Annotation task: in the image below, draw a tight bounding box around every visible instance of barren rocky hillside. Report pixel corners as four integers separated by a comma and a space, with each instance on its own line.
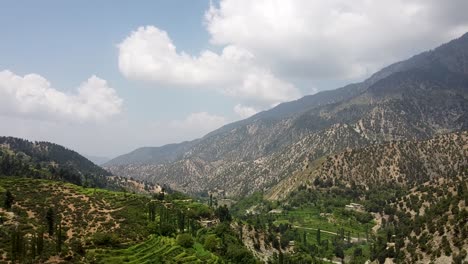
268, 131, 467, 200
106, 33, 468, 197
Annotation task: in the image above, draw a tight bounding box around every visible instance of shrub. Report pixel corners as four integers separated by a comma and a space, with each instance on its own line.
92, 232, 119, 246
176, 233, 194, 248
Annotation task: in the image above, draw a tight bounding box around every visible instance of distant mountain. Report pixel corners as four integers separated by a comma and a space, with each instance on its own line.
105, 141, 197, 166
0, 136, 114, 189
85, 155, 111, 165
106, 32, 468, 196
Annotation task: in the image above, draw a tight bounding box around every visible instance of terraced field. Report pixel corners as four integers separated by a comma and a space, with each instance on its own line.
273, 206, 373, 240
92, 235, 221, 263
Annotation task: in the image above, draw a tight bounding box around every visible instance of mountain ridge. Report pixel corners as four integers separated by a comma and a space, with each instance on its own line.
106, 32, 468, 196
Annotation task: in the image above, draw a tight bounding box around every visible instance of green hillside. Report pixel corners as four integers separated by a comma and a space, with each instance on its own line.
0, 177, 256, 263
0, 136, 115, 189
92, 235, 221, 263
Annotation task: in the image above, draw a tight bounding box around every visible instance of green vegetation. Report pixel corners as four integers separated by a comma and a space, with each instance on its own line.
91, 235, 220, 263
231, 188, 376, 263
0, 176, 257, 263
0, 137, 119, 190
0, 132, 466, 263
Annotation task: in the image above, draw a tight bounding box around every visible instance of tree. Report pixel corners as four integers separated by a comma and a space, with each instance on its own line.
316, 228, 321, 245
4, 190, 14, 210
204, 234, 220, 252
177, 210, 186, 232
148, 202, 156, 222
334, 243, 344, 262
10, 227, 25, 263
46, 207, 55, 236
36, 228, 44, 256
215, 205, 232, 222
56, 222, 62, 253
176, 233, 194, 248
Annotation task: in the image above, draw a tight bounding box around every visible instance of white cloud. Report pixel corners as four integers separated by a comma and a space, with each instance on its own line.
0, 70, 123, 122
118, 26, 300, 105
233, 104, 258, 119
205, 0, 468, 80
168, 112, 227, 137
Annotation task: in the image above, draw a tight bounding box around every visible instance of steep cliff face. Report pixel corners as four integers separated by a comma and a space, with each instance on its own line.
105, 33, 468, 196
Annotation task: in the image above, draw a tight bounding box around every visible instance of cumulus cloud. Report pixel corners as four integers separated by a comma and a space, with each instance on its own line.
0, 70, 123, 122
233, 104, 258, 118
118, 26, 300, 105
205, 0, 468, 80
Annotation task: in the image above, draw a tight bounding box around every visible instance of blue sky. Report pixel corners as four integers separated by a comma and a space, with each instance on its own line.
0, 0, 228, 120
1, 0, 467, 158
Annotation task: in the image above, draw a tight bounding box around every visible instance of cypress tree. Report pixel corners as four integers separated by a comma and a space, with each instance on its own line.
37, 228, 44, 256
56, 222, 62, 253
4, 190, 14, 210
31, 233, 37, 260
46, 208, 54, 236
316, 228, 321, 245
11, 228, 17, 262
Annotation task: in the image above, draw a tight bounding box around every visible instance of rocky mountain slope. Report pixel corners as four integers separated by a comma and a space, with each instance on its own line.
267, 131, 468, 200
266, 131, 467, 263
105, 32, 468, 197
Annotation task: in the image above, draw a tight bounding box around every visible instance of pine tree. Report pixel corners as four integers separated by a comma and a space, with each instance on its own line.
177, 210, 185, 232
56, 222, 62, 254
11, 227, 24, 262
316, 228, 321, 245
148, 202, 156, 222
10, 228, 17, 262
37, 228, 44, 256
4, 190, 14, 210
46, 208, 55, 236
31, 233, 37, 260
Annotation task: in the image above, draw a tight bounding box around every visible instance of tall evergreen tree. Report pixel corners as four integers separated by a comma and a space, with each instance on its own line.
56, 222, 62, 253
4, 190, 14, 210
316, 228, 321, 245
46, 208, 55, 236
37, 228, 44, 256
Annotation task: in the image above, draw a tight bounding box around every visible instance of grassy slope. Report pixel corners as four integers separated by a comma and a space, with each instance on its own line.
92, 235, 220, 264
0, 177, 222, 263
0, 177, 149, 262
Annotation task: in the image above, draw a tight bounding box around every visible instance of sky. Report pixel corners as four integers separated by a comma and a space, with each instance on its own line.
1, 0, 468, 158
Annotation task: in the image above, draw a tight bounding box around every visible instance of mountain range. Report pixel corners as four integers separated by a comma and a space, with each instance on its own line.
105, 32, 468, 197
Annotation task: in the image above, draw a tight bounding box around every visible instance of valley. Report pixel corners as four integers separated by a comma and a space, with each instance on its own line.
0, 28, 467, 264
